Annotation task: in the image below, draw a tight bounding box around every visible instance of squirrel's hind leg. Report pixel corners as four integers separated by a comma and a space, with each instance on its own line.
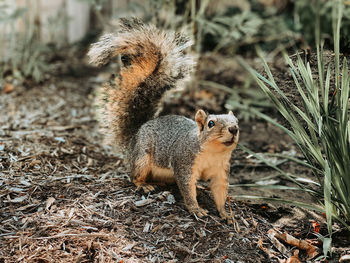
131, 153, 155, 193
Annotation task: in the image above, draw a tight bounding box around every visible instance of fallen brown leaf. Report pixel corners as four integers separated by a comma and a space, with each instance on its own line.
312, 220, 320, 233
286, 250, 301, 263
267, 229, 289, 256
339, 254, 350, 262
258, 239, 281, 261
4, 83, 14, 93
271, 229, 319, 259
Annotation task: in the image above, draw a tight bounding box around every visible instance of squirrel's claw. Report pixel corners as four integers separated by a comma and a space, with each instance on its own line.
189, 207, 208, 218
224, 214, 235, 225
220, 210, 232, 224
136, 184, 156, 193
220, 210, 239, 229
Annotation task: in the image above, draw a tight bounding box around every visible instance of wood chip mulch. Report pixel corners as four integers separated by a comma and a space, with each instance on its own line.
0, 75, 285, 263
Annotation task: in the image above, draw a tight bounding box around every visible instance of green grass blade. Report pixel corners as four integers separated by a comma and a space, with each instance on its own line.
324, 64, 331, 116
324, 160, 332, 237
229, 184, 320, 195
292, 104, 317, 132
341, 58, 349, 124
264, 153, 321, 172
198, 80, 235, 94
238, 143, 308, 190
232, 195, 325, 212
333, 0, 342, 91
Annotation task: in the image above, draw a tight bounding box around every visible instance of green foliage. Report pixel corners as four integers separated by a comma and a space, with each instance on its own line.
82, 0, 350, 54
195, 0, 350, 53
199, 10, 264, 53
225, 80, 273, 122
0, 4, 26, 22
197, 3, 297, 54
198, 78, 273, 121
8, 30, 51, 83
294, 0, 350, 50
90, 0, 298, 54
238, 0, 350, 254
78, 0, 108, 11
0, 4, 52, 83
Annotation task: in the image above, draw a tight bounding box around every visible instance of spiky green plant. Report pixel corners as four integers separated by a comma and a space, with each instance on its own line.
238, 0, 349, 255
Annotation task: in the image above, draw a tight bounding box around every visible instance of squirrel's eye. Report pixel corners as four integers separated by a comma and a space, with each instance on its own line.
208, 120, 215, 128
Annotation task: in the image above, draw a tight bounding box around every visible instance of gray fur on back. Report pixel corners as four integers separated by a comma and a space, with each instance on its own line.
132, 115, 200, 169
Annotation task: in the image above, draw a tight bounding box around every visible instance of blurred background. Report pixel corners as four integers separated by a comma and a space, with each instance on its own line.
2, 0, 350, 118
1, 0, 350, 81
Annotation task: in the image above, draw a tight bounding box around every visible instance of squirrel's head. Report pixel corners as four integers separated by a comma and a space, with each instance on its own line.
195, 109, 239, 151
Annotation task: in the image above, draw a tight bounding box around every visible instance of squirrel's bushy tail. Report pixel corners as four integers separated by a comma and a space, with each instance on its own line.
88, 18, 195, 152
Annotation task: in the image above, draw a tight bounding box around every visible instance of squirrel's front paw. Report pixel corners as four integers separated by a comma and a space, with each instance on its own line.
219, 210, 233, 224
189, 207, 208, 218
219, 210, 238, 226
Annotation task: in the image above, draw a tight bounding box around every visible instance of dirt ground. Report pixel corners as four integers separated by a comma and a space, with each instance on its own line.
1, 52, 349, 262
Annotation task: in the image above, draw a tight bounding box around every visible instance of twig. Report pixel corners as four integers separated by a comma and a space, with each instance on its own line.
33, 232, 115, 240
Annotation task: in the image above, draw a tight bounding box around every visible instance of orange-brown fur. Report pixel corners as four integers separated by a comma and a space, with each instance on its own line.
133, 155, 176, 187
133, 138, 235, 218
107, 50, 159, 145
149, 165, 175, 184
88, 18, 194, 152
118, 48, 158, 91
191, 140, 234, 217
132, 154, 152, 187
89, 19, 239, 222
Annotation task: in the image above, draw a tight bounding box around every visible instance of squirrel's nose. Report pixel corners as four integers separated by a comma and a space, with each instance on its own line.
228, 126, 238, 135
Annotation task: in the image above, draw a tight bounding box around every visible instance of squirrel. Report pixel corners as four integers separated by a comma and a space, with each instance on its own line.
88, 18, 239, 222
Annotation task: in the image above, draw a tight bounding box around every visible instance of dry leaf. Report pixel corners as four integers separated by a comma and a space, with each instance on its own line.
340, 254, 350, 262
122, 243, 135, 251
45, 197, 56, 210
87, 158, 94, 167
7, 195, 27, 203
134, 198, 154, 207
143, 222, 152, 233
286, 250, 301, 263
258, 239, 279, 260
272, 230, 319, 259
312, 221, 320, 233
151, 225, 161, 233
267, 229, 289, 256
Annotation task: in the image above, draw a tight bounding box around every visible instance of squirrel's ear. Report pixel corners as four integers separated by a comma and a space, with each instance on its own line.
228, 111, 234, 116
195, 109, 207, 131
